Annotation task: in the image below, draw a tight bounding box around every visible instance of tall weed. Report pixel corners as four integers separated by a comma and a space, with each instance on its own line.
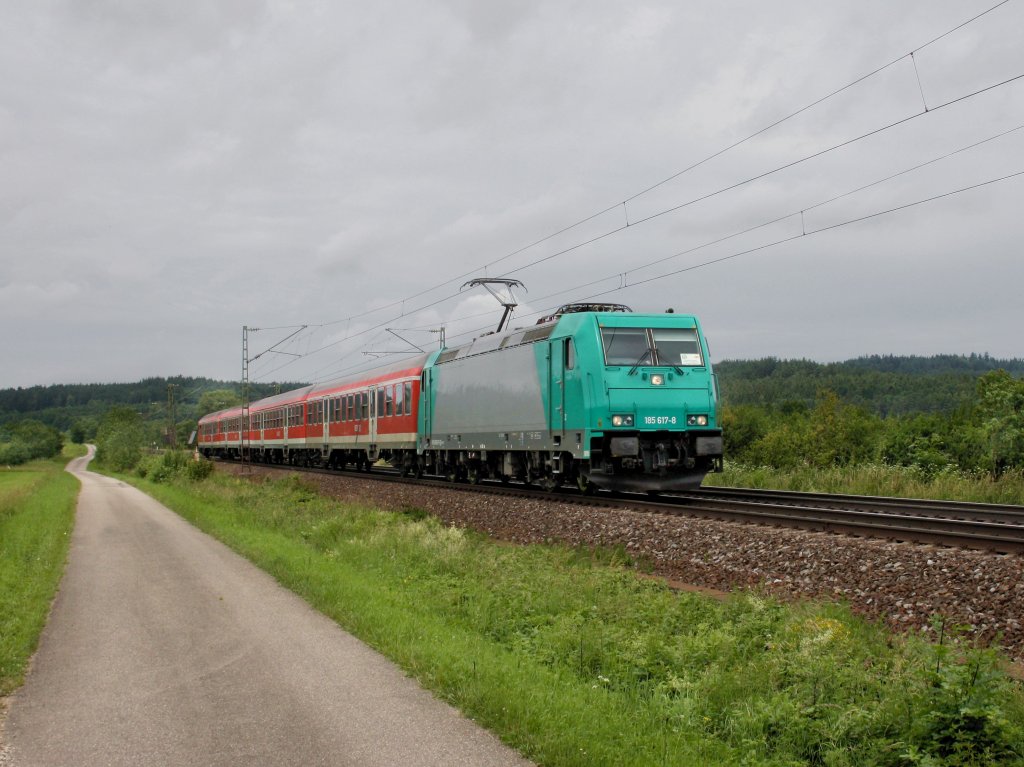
706, 462, 1024, 505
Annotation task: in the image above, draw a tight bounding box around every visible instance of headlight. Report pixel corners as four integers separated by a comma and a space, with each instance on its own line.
687, 414, 709, 426
611, 414, 635, 427
650, 374, 664, 386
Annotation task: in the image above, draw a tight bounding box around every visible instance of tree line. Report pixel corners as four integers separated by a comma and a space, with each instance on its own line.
716, 354, 1024, 417
721, 369, 1024, 478
0, 377, 303, 447
5, 355, 1023, 477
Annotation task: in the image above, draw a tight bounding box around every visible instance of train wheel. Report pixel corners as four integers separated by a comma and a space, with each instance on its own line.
467, 466, 481, 485
576, 474, 595, 495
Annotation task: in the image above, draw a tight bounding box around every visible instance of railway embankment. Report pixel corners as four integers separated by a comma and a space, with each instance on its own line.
126, 461, 1024, 764
218, 463, 1024, 664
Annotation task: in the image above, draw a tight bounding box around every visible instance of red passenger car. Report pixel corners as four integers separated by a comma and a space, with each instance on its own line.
197, 356, 427, 473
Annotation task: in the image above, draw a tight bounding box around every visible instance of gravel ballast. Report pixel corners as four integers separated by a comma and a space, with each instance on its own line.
218, 464, 1024, 664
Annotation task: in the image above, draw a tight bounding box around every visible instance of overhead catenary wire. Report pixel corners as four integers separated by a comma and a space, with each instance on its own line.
304, 62, 1024, 370
438, 165, 1024, 345
518, 122, 1024, 308
503, 71, 1024, 277
560, 170, 1024, 307
617, 0, 1011, 205
301, 1, 1014, 335
252, 98, 1024, 384
268, 166, 1024, 386
465, 175, 1024, 343
248, 6, 1021, 383
468, 0, 1017, 276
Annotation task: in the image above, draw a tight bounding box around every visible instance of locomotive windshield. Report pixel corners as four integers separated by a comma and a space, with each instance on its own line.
601, 327, 704, 367
601, 328, 649, 365
651, 327, 704, 366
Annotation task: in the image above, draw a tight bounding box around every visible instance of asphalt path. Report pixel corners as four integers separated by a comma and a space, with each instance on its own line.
2, 449, 531, 766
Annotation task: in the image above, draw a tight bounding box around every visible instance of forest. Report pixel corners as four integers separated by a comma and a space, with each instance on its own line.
716, 355, 1024, 478
3, 354, 1023, 476
0, 376, 303, 455
716, 354, 1024, 415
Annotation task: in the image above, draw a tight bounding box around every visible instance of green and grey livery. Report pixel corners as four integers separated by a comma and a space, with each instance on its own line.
418, 303, 723, 492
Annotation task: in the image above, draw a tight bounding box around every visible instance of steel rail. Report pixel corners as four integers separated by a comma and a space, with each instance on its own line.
220, 460, 1024, 554
687, 487, 1024, 525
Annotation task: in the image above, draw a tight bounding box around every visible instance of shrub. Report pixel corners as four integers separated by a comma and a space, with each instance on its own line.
136, 450, 212, 483
95, 406, 145, 471
0, 441, 32, 466
0, 420, 64, 466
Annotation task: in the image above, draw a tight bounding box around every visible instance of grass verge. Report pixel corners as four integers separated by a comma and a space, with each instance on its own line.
112, 462, 1024, 767
705, 462, 1024, 505
0, 446, 81, 696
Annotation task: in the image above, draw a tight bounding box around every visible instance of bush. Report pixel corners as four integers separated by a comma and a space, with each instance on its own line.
186, 458, 213, 481
69, 417, 98, 444
0, 420, 64, 466
95, 406, 145, 471
722, 378, 1024, 478
136, 450, 212, 483
901, 625, 1024, 765
0, 441, 32, 466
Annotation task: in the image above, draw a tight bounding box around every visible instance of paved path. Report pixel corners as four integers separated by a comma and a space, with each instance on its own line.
2, 450, 531, 766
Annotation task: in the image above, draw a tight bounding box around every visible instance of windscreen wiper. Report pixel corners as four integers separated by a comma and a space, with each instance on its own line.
627, 348, 651, 376
650, 344, 685, 376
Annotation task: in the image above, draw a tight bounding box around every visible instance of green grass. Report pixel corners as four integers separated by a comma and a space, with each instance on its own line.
116, 469, 1024, 766
64, 443, 88, 459
0, 447, 80, 696
705, 462, 1024, 505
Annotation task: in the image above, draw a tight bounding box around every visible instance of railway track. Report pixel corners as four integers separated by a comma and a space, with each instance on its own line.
226, 460, 1024, 555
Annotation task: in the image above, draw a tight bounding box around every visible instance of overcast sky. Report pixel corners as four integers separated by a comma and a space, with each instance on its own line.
2, 0, 1022, 389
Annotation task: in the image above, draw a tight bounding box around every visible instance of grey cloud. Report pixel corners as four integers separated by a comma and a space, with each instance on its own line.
1, 0, 1021, 387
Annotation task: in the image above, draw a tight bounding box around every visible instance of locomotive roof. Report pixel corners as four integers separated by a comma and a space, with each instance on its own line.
433, 308, 701, 365
433, 318, 558, 364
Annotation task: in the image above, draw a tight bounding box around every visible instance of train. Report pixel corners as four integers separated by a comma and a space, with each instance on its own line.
197, 303, 723, 493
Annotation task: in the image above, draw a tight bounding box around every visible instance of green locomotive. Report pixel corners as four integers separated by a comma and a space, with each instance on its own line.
419, 303, 723, 492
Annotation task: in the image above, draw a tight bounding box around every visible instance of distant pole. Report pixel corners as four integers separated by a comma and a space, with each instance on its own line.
242, 326, 250, 466
166, 384, 177, 448
240, 323, 306, 469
